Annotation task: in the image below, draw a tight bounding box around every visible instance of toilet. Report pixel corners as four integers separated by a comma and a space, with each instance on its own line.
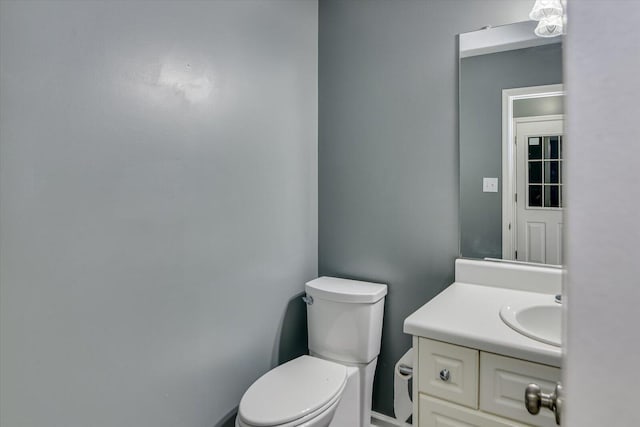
236, 277, 387, 427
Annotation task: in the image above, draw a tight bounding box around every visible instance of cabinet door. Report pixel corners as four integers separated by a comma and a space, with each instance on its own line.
418, 338, 479, 408
419, 394, 528, 427
480, 352, 561, 427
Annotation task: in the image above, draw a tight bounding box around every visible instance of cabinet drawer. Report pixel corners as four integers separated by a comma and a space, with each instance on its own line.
418, 338, 479, 408
419, 394, 529, 427
480, 352, 561, 427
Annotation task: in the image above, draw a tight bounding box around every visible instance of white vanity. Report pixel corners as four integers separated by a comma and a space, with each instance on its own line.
404, 259, 563, 427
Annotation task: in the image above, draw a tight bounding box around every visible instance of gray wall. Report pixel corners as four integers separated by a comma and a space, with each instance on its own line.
318, 0, 534, 417
0, 1, 317, 427
460, 44, 563, 259
564, 1, 640, 426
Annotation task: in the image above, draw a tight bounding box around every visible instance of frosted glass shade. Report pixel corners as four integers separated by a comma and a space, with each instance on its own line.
534, 15, 564, 38
529, 0, 564, 21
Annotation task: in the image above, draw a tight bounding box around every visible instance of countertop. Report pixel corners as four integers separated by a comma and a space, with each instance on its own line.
403, 282, 562, 367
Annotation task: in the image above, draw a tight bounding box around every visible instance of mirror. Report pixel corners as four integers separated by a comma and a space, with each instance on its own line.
459, 21, 564, 265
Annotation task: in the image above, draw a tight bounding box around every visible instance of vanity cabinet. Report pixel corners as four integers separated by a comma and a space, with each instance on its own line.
415, 337, 561, 427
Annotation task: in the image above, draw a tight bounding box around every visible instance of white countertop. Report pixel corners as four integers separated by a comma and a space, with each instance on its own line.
403, 282, 562, 367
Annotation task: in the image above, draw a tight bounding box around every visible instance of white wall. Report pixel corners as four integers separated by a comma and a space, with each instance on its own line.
564, 1, 640, 426
0, 1, 318, 426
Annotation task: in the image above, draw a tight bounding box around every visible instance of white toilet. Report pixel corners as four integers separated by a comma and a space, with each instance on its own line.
236, 276, 387, 427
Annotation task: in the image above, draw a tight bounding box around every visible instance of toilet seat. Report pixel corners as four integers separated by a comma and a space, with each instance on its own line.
236, 392, 342, 427
237, 356, 347, 427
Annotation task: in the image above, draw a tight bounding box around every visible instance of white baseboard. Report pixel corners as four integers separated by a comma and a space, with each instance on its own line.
370, 411, 411, 427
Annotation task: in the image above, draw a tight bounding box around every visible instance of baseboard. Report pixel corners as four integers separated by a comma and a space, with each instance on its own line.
214, 406, 237, 427
371, 411, 411, 427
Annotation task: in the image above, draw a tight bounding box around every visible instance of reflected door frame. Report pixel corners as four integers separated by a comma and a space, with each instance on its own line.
502, 84, 564, 261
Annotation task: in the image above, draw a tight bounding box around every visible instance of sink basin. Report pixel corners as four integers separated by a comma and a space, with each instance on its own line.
500, 303, 562, 347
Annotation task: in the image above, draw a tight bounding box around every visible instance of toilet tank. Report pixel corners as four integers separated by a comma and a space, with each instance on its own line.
305, 277, 387, 364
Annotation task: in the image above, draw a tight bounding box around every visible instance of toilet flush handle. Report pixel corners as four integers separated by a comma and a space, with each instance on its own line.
302, 294, 314, 305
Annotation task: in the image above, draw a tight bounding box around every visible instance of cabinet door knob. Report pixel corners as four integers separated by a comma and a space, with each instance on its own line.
439, 369, 450, 382
524, 383, 563, 425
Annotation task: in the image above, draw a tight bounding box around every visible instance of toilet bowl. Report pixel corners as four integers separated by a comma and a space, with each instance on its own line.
236, 277, 387, 427
235, 356, 348, 427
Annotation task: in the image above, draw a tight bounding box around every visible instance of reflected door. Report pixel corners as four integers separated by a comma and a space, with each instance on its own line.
515, 117, 564, 265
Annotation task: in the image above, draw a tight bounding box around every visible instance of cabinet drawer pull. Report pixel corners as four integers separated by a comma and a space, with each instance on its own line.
440, 368, 450, 382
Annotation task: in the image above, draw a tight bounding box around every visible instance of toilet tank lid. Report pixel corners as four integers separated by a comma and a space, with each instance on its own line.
305, 277, 388, 304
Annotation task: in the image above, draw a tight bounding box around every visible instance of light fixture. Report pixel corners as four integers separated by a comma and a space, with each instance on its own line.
529, 0, 563, 21
530, 0, 565, 38
534, 15, 564, 38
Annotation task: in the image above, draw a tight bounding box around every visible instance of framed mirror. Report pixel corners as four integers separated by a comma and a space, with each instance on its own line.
459, 20, 564, 265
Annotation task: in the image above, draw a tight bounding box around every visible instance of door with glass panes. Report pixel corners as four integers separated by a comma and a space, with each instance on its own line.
515, 117, 564, 265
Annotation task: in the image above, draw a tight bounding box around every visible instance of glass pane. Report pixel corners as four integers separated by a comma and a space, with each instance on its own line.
529, 161, 542, 184
559, 161, 563, 184
545, 185, 560, 208
544, 136, 560, 159
559, 136, 563, 159
528, 137, 542, 160
529, 185, 543, 207
545, 161, 560, 184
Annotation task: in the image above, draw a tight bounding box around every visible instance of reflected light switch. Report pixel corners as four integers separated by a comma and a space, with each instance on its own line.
483, 177, 498, 192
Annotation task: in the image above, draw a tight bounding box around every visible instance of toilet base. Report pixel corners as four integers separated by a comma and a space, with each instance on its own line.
324, 357, 377, 427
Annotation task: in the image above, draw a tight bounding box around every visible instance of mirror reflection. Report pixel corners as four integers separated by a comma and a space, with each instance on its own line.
459, 21, 564, 265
